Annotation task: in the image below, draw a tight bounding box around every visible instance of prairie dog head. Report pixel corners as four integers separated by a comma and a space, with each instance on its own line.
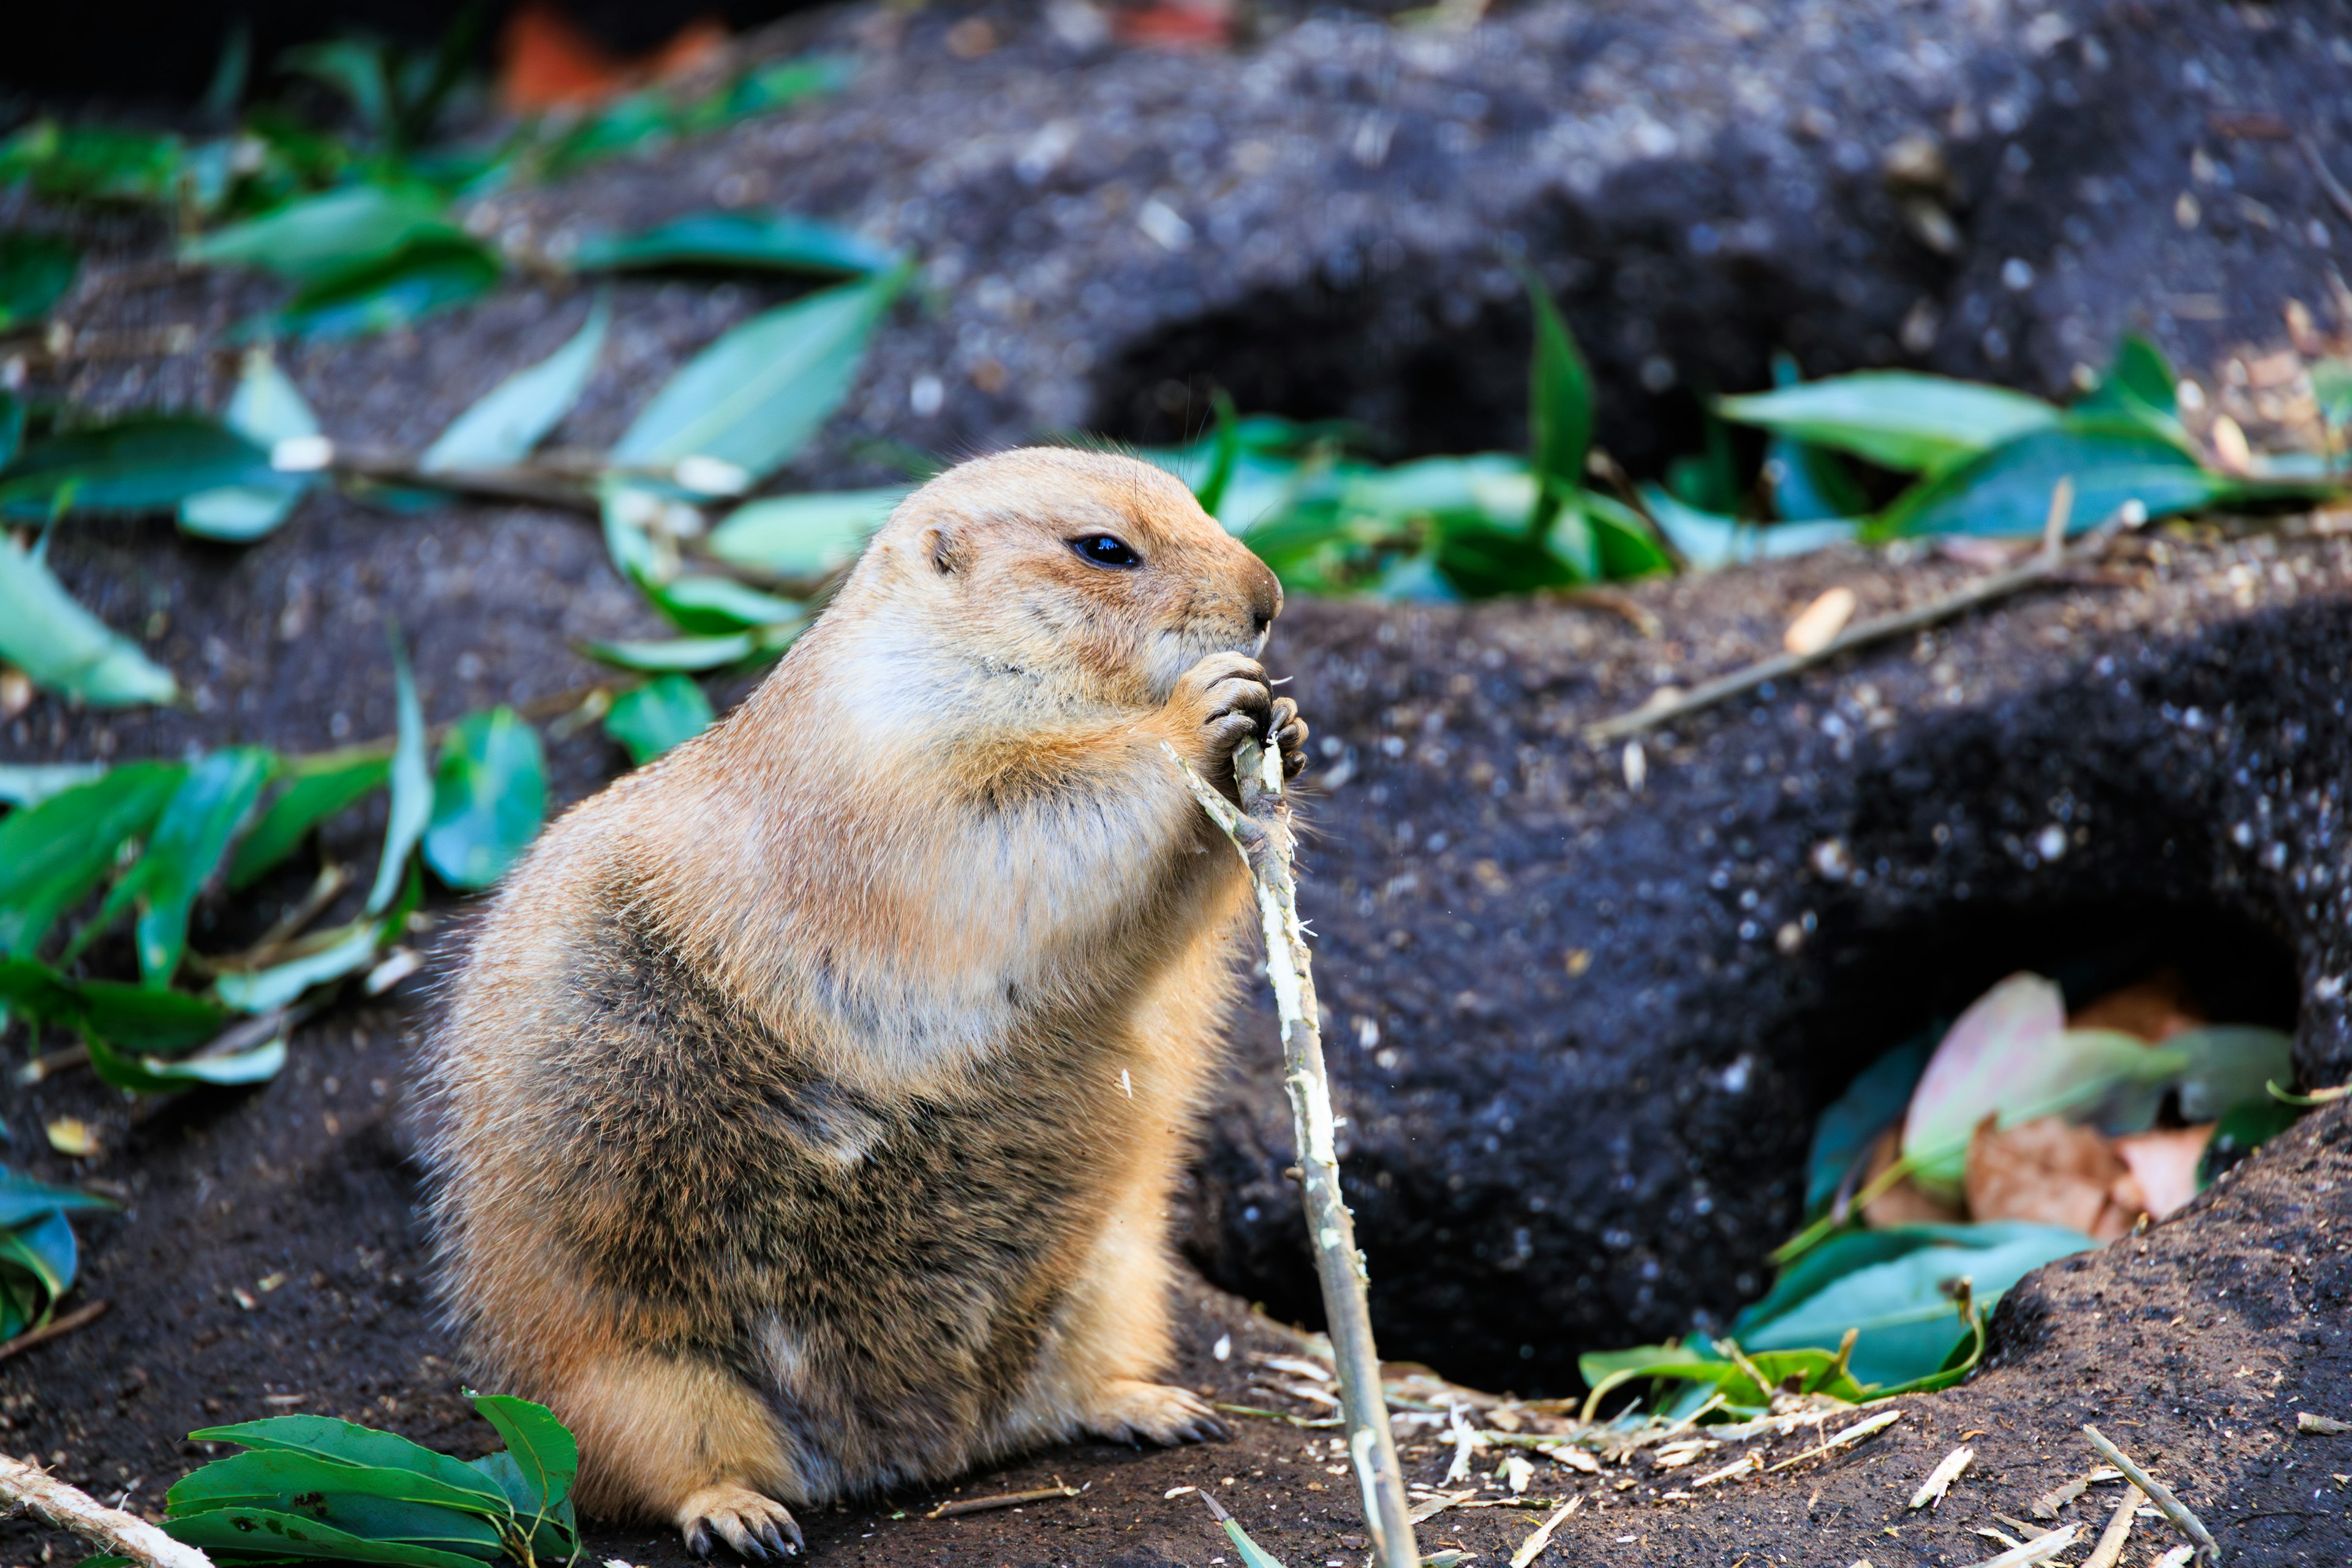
837, 447, 1282, 715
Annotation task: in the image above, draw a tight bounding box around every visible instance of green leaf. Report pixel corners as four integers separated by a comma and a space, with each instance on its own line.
0, 417, 276, 519
2075, 333, 2177, 429
0, 762, 108, 808
1899, 973, 2189, 1198
651, 575, 805, 635
1193, 390, 1242, 516
1875, 419, 2299, 539
85, 1028, 286, 1094
0, 121, 183, 205
603, 675, 714, 764
368, 631, 430, 914
0, 1212, 75, 1302
469, 1393, 578, 1517
1210, 1509, 1287, 1568
186, 1417, 518, 1513
421, 298, 609, 473
185, 183, 463, 281
577, 630, 773, 673
611, 262, 911, 482
1804, 1031, 1935, 1213
1438, 516, 1581, 597
423, 709, 545, 890
124, 748, 274, 986
703, 488, 904, 581
211, 921, 383, 1014
1736, 1221, 2094, 1387
1583, 489, 1673, 578
168, 1447, 511, 1551
0, 762, 183, 956
0, 1169, 112, 1228
571, 211, 896, 277
1718, 373, 2060, 472
1524, 274, 1592, 529
165, 1507, 489, 1568
2314, 358, 2352, 434
273, 239, 501, 341
0, 232, 80, 328
0, 390, 22, 471
2165, 1025, 2296, 1122
1638, 483, 1855, 571
228, 752, 393, 891
75, 979, 230, 1052
181, 351, 321, 541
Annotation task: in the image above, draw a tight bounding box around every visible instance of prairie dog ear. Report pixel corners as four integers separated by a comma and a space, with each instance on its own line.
923, 524, 968, 576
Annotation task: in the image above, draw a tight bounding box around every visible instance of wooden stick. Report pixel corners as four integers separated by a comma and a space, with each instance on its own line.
924, 1480, 1079, 1518
2080, 1483, 2143, 1568
2082, 1426, 2215, 1561
0, 1452, 213, 1568
1172, 738, 1420, 1568
0, 1299, 108, 1363
1581, 497, 2133, 744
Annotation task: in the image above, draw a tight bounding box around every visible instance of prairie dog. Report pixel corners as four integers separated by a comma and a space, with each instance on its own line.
420, 448, 1306, 1556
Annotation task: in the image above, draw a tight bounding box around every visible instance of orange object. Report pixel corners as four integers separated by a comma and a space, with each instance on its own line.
2068, 968, 2205, 1042
499, 2, 729, 115
1114, 0, 1235, 48
1964, 1115, 2142, 1240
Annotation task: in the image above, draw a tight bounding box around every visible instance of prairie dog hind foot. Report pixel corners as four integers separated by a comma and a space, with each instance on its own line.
677, 1485, 803, 1560
1081, 1378, 1233, 1447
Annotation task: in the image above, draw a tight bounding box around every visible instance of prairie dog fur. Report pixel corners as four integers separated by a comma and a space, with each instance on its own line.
419, 448, 1306, 1556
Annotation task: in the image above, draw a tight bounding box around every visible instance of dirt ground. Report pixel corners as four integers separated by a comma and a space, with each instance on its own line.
1, 510, 2348, 1565
0, 1021, 2342, 1568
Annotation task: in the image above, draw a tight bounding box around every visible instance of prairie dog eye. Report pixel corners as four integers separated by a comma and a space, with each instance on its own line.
1069, 534, 1142, 569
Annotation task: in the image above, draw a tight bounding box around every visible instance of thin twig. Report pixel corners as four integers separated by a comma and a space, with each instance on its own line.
1581, 499, 2135, 744
2302, 137, 2352, 226
924, 1480, 1080, 1518
1506, 1494, 1580, 1568
1959, 1523, 2079, 1568
0, 1299, 108, 1363
2081, 1426, 2215, 1561
1172, 738, 1419, 1568
0, 1449, 210, 1568
2081, 1484, 2143, 1568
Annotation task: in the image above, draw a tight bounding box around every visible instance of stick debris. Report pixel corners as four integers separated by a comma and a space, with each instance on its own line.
924, 1480, 1080, 1518
1909, 1445, 1974, 1509
2082, 1425, 2215, 1561
1581, 491, 2138, 744
1505, 1495, 1581, 1568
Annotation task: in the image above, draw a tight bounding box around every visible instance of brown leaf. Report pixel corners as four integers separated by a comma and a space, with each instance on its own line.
2113, 1125, 2214, 1219
1860, 1124, 1966, 1227
2067, 968, 2204, 1043
1964, 1115, 2139, 1239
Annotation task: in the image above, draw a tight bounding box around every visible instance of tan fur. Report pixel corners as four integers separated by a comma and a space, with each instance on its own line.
417, 449, 1301, 1554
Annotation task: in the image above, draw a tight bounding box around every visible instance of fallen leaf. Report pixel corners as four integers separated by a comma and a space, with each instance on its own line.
1964, 1115, 2138, 1240
1858, 1125, 1966, 1227
2112, 1125, 2214, 1218
2068, 969, 2204, 1042
44, 1117, 96, 1156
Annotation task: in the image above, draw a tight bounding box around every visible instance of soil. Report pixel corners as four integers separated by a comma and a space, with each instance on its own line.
4, 503, 2351, 1566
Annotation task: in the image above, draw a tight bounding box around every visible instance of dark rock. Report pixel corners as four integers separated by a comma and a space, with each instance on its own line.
1199, 526, 2352, 1393
465, 0, 2352, 473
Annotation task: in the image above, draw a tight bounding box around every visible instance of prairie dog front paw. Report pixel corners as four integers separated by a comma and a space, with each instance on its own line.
1170, 652, 1273, 774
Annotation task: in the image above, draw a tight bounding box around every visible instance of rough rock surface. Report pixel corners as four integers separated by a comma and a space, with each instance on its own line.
466, 0, 2352, 470
1197, 519, 2351, 1391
